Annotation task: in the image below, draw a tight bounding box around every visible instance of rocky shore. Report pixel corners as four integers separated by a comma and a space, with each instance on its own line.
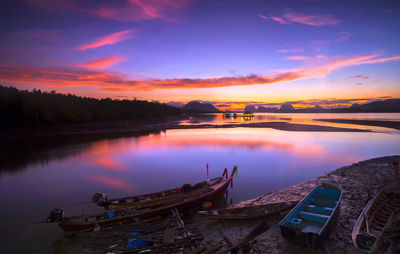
196, 155, 400, 254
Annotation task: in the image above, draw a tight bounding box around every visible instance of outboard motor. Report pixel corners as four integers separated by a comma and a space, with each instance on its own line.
46, 208, 65, 223
92, 192, 108, 207
181, 184, 193, 193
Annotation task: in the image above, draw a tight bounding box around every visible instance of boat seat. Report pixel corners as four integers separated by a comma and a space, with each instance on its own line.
298, 211, 329, 223
310, 198, 337, 208
303, 204, 334, 216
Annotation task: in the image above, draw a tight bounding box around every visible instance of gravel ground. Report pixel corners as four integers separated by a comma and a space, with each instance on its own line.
195, 155, 400, 254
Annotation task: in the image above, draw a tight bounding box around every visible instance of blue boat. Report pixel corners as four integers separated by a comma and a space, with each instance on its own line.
278, 181, 342, 248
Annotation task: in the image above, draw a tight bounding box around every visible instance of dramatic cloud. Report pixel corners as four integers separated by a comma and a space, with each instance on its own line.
260, 11, 339, 26
1, 54, 399, 92
77, 30, 137, 50
90, 0, 189, 22
81, 56, 125, 69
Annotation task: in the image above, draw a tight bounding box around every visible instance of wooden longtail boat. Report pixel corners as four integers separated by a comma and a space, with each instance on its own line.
53, 167, 236, 234
352, 182, 400, 250
197, 200, 299, 220
278, 181, 342, 248
94, 168, 230, 210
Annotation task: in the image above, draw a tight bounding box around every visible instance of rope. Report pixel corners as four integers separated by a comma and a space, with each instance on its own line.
244, 192, 271, 208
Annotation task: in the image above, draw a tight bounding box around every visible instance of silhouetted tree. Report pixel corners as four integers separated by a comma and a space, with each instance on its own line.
0, 85, 182, 127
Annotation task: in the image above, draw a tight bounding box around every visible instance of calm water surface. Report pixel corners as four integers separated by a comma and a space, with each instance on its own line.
0, 113, 399, 252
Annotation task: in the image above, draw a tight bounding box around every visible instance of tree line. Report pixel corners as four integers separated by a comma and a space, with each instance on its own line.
0, 85, 182, 127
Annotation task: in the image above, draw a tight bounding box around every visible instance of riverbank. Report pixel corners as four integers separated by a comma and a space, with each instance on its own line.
195, 155, 400, 254
0, 117, 371, 141
315, 119, 400, 130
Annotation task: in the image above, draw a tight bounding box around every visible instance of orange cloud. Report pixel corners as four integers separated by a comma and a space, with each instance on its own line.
260, 11, 339, 26
81, 56, 125, 69
89, 175, 135, 191
77, 30, 136, 50
1, 54, 400, 91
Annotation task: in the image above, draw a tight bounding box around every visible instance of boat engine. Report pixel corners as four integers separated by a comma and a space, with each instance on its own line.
46, 208, 65, 223
92, 192, 108, 207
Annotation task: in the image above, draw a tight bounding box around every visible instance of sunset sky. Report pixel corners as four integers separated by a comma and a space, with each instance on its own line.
0, 0, 399, 110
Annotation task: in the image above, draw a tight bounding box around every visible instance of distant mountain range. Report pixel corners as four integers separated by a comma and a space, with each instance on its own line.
247, 98, 400, 113
168, 98, 400, 113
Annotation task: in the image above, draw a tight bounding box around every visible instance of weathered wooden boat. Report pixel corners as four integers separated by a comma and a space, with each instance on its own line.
197, 200, 299, 220
278, 181, 342, 248
352, 182, 400, 250
93, 168, 230, 210
48, 167, 236, 234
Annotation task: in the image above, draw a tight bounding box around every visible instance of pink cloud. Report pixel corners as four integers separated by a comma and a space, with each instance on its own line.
283, 12, 339, 26
89, 175, 135, 191
314, 32, 352, 46
286, 56, 307, 60
258, 14, 288, 24
259, 11, 339, 26
347, 75, 370, 80
338, 32, 352, 41
90, 0, 189, 22
277, 48, 304, 53
1, 55, 399, 91
77, 30, 137, 50
81, 56, 126, 69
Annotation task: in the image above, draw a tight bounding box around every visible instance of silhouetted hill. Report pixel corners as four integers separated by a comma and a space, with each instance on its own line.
357, 99, 400, 112
271, 99, 400, 113
256, 106, 277, 112
182, 101, 220, 113
279, 103, 295, 112
244, 105, 257, 112
0, 85, 182, 127
330, 99, 400, 113
165, 101, 184, 108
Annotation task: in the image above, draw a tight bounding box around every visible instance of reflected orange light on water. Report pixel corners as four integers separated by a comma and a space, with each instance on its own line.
89, 175, 135, 191
93, 158, 127, 171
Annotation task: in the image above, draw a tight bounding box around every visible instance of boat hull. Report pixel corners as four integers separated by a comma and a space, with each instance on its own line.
198, 200, 299, 220
278, 182, 342, 248
105, 171, 228, 210
59, 178, 231, 233
352, 183, 400, 250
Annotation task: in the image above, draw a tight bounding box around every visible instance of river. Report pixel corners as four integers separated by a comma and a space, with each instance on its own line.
0, 113, 399, 253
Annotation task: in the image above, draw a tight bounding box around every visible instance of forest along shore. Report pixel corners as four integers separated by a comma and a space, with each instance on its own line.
195, 155, 400, 254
